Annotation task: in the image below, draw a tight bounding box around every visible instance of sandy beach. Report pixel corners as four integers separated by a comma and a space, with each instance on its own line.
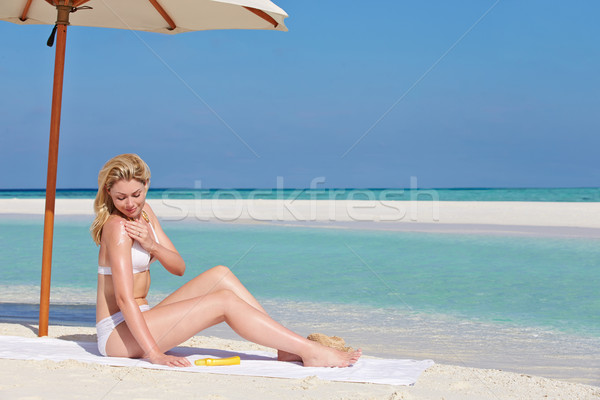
1, 322, 598, 400
1, 198, 599, 399
2, 198, 600, 235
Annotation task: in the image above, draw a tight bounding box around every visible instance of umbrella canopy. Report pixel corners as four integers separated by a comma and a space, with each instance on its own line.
2, 0, 287, 33
1, 0, 287, 337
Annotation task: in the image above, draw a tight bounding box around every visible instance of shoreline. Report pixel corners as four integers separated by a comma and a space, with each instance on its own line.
0, 322, 598, 399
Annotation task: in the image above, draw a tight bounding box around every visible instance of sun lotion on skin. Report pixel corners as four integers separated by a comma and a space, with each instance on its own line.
194, 356, 240, 366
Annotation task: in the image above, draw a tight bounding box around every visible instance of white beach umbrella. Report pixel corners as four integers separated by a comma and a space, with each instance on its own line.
1, 0, 288, 337
3, 0, 288, 33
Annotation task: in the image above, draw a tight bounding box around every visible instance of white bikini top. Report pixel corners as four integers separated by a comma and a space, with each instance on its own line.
97, 222, 159, 275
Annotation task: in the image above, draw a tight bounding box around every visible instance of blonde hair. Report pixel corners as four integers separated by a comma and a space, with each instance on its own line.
90, 153, 151, 245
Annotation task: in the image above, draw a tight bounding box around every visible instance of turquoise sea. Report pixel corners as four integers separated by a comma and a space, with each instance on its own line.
0, 188, 599, 385
1, 187, 600, 202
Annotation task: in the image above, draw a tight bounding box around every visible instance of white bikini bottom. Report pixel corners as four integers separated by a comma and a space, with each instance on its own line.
96, 304, 150, 356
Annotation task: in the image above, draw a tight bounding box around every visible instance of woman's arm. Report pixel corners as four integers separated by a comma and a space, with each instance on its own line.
123, 204, 186, 276
104, 218, 189, 366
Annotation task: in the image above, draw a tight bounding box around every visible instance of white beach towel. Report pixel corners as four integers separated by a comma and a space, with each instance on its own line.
0, 335, 433, 385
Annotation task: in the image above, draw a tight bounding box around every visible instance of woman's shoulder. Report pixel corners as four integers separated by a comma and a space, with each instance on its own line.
104, 213, 126, 228
143, 202, 156, 217
142, 203, 168, 239
101, 215, 131, 244
142, 203, 159, 225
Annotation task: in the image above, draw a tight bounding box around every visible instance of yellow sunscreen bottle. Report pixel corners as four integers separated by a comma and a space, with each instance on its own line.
194, 356, 241, 366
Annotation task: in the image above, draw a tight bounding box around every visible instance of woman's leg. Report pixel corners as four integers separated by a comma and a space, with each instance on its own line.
155, 265, 266, 313
106, 289, 361, 367
156, 265, 300, 361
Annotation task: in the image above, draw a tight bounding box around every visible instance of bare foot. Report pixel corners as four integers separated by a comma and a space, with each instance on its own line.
277, 349, 302, 362
301, 342, 362, 368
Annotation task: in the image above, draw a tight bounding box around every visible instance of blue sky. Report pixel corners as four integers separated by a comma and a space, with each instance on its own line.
1, 1, 599, 189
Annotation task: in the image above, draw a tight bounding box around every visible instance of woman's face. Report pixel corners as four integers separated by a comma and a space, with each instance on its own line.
107, 179, 147, 220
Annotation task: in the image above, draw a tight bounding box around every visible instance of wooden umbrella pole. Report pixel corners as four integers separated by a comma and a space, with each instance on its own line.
39, 4, 71, 337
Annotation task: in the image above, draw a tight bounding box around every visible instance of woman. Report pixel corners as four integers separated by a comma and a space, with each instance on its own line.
92, 154, 361, 368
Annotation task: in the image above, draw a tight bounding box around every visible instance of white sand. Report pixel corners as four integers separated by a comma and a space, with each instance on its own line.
0, 323, 598, 400
2, 198, 600, 237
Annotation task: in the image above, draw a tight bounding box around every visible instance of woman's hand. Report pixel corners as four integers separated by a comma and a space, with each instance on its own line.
147, 351, 192, 368
124, 205, 186, 277
124, 220, 155, 253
